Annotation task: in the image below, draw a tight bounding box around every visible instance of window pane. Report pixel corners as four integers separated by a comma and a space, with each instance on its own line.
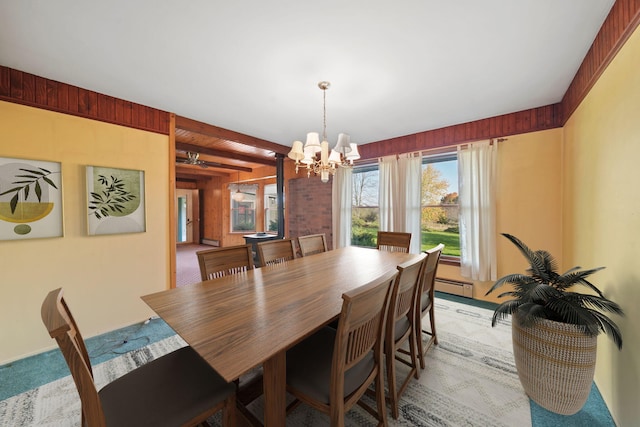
231, 192, 256, 232
264, 184, 278, 232
421, 156, 459, 256
350, 156, 461, 257
351, 168, 379, 247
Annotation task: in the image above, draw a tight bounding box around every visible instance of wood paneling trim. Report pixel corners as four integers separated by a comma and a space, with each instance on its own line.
561, 0, 640, 124
175, 115, 290, 155
358, 104, 561, 160
0, 65, 170, 135
361, 0, 640, 161
169, 113, 177, 289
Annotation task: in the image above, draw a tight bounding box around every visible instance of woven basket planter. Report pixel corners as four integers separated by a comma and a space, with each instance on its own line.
512, 314, 597, 415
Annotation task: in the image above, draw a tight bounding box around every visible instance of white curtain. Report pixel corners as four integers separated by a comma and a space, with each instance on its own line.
332, 166, 353, 249
378, 154, 422, 254
378, 155, 398, 232
458, 141, 498, 281
397, 153, 422, 253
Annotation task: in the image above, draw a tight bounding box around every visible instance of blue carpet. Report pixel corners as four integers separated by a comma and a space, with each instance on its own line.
0, 295, 616, 426
531, 383, 616, 427
0, 317, 176, 401
435, 292, 616, 426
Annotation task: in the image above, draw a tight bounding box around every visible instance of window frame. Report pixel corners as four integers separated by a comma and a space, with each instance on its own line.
421, 151, 460, 263
230, 195, 257, 233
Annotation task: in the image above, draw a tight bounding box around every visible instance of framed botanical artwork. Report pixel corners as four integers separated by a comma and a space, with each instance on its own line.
0, 157, 63, 240
86, 166, 146, 235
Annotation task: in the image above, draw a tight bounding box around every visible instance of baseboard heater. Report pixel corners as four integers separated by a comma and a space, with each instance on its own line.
201, 238, 220, 247
435, 278, 473, 298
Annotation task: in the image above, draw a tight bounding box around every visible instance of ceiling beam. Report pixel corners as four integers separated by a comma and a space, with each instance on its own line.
175, 142, 277, 167
176, 115, 291, 155
175, 165, 232, 178
175, 156, 253, 172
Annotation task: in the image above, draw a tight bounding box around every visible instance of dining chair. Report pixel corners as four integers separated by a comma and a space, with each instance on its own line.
297, 233, 328, 257
376, 231, 412, 253
257, 238, 296, 266
385, 253, 427, 419
41, 288, 236, 427
285, 269, 398, 426
195, 245, 263, 419
197, 244, 254, 281
416, 243, 444, 370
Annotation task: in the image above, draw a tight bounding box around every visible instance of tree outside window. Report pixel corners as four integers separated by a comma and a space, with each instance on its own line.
350, 153, 460, 258
421, 155, 459, 257
351, 167, 379, 247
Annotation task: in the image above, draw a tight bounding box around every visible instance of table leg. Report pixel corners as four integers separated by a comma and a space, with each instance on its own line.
263, 350, 286, 426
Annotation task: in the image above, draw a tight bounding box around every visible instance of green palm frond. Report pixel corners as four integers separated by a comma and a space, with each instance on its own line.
487, 234, 624, 349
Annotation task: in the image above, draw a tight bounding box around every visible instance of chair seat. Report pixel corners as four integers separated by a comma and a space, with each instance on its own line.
394, 316, 412, 341
286, 327, 375, 404
421, 292, 431, 311
99, 346, 235, 427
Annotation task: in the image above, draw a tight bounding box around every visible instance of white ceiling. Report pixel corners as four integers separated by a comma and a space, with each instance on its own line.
0, 0, 614, 147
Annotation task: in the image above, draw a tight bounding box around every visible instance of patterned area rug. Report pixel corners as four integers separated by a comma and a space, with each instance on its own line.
0, 298, 530, 426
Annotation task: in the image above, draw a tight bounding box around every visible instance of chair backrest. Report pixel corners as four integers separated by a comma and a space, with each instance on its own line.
389, 253, 428, 332
377, 231, 412, 253
197, 244, 254, 281
297, 233, 328, 257
257, 238, 296, 266
421, 243, 444, 298
332, 269, 397, 400
41, 288, 106, 426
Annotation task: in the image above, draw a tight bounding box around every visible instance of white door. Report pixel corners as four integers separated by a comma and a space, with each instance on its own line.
176, 189, 194, 243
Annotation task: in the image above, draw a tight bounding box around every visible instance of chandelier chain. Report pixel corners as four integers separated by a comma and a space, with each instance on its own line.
322, 86, 327, 142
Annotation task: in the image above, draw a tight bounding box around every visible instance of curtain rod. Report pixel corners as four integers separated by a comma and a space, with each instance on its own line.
357, 137, 509, 166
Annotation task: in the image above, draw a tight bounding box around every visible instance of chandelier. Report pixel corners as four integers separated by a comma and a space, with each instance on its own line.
287, 81, 360, 183
231, 170, 244, 202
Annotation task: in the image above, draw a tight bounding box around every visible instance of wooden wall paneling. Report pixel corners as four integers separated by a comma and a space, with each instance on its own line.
22, 73, 35, 104
35, 76, 47, 105
176, 115, 290, 155
46, 79, 57, 108
57, 81, 69, 110
0, 65, 170, 135
9, 68, 23, 100
560, 0, 640, 123
358, 1, 640, 161
68, 85, 79, 114
0, 66, 9, 96
358, 103, 562, 161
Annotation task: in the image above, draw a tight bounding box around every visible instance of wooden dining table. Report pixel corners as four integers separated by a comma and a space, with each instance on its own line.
142, 245, 416, 426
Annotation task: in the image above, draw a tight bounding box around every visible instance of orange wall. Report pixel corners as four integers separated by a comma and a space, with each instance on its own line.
561, 24, 640, 426
438, 129, 563, 302
0, 101, 170, 364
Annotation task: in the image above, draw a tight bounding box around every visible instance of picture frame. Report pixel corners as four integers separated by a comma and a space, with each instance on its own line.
86, 165, 146, 235
0, 157, 63, 241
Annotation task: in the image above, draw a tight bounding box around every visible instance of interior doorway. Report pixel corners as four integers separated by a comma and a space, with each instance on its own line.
176, 189, 200, 244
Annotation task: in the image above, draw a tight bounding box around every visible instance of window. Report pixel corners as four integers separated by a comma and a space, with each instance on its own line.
351, 165, 379, 247
350, 152, 460, 259
264, 184, 278, 232
421, 154, 459, 257
231, 192, 256, 232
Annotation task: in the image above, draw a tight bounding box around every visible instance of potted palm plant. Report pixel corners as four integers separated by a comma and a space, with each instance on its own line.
486, 233, 623, 415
